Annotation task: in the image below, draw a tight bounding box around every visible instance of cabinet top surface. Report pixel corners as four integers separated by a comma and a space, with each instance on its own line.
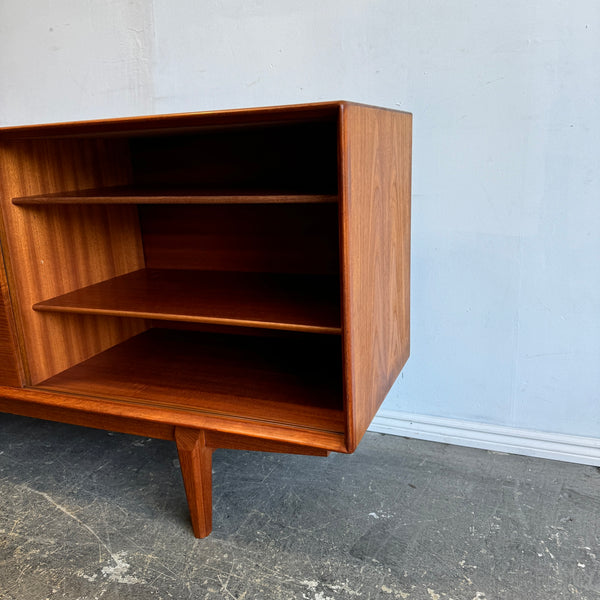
0, 101, 411, 139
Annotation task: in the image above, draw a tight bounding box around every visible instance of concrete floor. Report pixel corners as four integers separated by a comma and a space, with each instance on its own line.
0, 413, 599, 600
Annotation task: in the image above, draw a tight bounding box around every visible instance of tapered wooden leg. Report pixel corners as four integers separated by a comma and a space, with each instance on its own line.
175, 427, 214, 538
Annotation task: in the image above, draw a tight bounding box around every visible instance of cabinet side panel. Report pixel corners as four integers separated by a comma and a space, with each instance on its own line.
340, 105, 412, 451
0, 139, 146, 384
0, 252, 22, 387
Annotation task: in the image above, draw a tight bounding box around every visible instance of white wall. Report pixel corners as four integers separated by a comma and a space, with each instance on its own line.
1, 1, 599, 457
0, 1, 154, 123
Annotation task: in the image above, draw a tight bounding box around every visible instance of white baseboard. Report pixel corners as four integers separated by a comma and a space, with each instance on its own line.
368, 409, 600, 466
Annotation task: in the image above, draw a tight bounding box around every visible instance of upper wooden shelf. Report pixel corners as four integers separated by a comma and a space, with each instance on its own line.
12, 185, 338, 205
33, 268, 342, 334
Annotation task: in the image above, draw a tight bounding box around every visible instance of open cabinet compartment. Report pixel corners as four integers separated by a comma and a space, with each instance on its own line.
2, 107, 345, 444
0, 102, 412, 537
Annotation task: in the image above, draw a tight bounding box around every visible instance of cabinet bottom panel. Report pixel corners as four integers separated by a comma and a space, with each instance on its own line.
35, 328, 345, 435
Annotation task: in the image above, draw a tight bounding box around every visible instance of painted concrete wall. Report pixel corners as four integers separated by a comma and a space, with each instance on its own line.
1, 1, 598, 440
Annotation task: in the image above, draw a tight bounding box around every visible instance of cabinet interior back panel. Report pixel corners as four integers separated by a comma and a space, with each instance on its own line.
129, 121, 339, 193
139, 204, 340, 275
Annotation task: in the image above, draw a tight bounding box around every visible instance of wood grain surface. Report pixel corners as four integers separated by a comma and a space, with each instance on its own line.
37, 328, 344, 436
0, 384, 346, 452
34, 268, 341, 334
175, 427, 214, 537
0, 138, 146, 384
339, 103, 412, 451
13, 186, 337, 205
0, 256, 22, 387
140, 203, 341, 275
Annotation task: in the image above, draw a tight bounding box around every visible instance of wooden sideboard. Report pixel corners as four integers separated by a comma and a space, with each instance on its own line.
0, 101, 411, 537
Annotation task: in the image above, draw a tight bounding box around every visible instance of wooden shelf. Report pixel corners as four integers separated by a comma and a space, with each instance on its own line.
33, 268, 341, 334
36, 328, 344, 435
13, 185, 338, 205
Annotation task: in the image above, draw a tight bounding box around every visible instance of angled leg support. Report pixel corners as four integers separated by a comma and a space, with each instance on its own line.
174, 427, 214, 538
174, 427, 330, 538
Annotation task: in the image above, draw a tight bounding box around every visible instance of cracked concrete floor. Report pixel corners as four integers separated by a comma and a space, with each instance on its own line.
1, 412, 599, 600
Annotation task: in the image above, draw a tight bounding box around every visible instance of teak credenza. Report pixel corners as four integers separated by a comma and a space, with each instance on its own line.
0, 101, 411, 537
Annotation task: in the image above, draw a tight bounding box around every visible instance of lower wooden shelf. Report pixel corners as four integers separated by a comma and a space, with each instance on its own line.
33, 269, 341, 334
35, 328, 345, 436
